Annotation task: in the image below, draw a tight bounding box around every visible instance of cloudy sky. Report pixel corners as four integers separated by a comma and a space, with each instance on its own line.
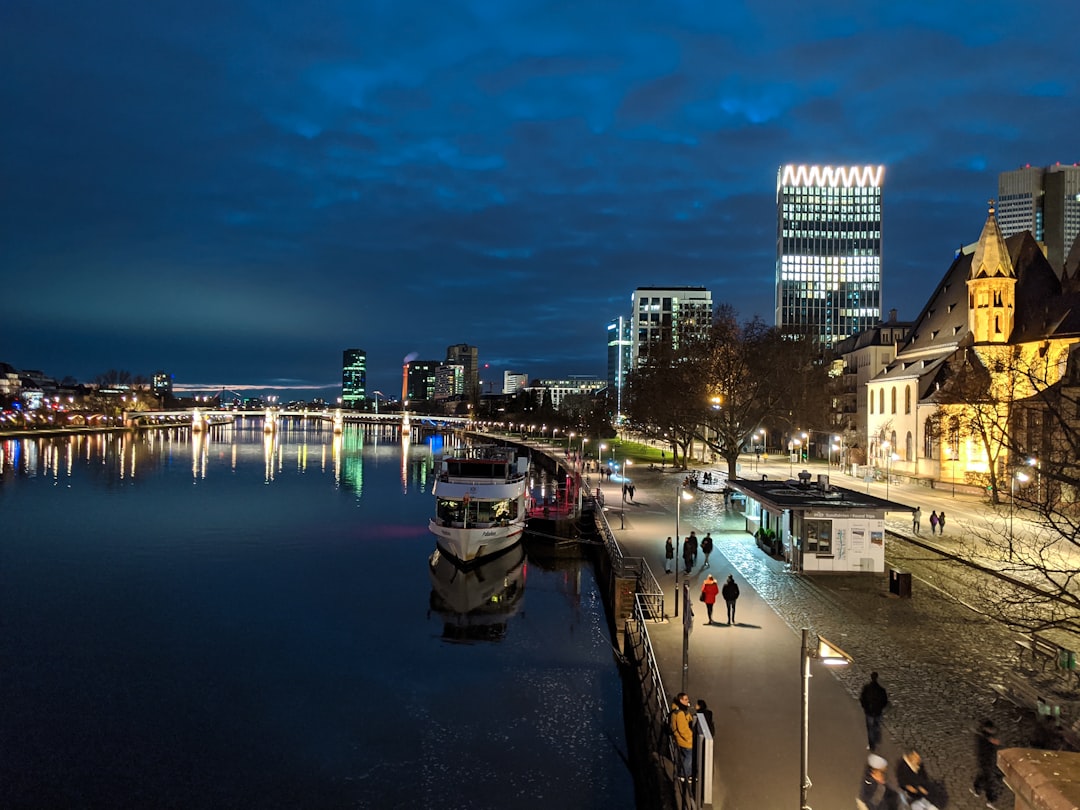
2, 0, 1077, 398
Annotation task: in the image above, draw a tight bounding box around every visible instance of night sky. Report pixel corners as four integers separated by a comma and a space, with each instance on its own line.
2, 1, 1077, 399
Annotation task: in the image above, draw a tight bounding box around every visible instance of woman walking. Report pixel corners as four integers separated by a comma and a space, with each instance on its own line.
700, 575, 719, 624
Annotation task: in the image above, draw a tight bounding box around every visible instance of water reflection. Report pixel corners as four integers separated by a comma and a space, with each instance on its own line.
428, 543, 526, 643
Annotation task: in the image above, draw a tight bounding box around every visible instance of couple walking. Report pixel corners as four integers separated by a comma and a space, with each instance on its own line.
700, 574, 739, 625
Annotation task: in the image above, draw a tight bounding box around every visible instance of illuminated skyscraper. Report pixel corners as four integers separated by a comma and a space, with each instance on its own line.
775, 165, 884, 347
997, 163, 1080, 275
341, 349, 367, 408
445, 344, 479, 398
631, 287, 712, 366
606, 316, 632, 420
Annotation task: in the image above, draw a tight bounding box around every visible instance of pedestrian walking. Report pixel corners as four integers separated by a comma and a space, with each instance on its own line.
682, 539, 694, 574
700, 575, 719, 623
857, 753, 899, 810
664, 537, 674, 573
938, 511, 946, 535
695, 699, 715, 736
859, 671, 889, 751
912, 506, 921, 534
700, 533, 713, 568
721, 574, 740, 625
688, 532, 699, 565
669, 692, 695, 782
628, 483, 635, 502
929, 510, 939, 535
895, 750, 931, 808
970, 718, 1001, 808
622, 482, 628, 502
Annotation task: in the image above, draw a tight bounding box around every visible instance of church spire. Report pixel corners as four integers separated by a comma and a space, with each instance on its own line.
969, 200, 1015, 281
966, 201, 1016, 343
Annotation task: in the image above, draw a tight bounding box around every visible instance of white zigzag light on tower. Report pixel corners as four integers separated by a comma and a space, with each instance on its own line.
778, 165, 885, 190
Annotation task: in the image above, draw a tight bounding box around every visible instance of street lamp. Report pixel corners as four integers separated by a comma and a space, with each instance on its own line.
599, 443, 607, 470
581, 437, 589, 469
800, 629, 853, 810
790, 439, 801, 478
830, 436, 841, 470
674, 486, 693, 617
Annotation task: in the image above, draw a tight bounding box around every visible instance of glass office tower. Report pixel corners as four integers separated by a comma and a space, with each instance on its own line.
342, 349, 367, 408
775, 165, 884, 347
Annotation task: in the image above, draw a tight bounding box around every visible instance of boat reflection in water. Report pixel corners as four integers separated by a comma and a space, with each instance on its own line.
428, 542, 526, 643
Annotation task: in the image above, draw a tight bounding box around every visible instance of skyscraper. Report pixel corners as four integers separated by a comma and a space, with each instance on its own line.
341, 349, 367, 408
775, 164, 884, 347
445, 344, 479, 398
997, 163, 1080, 274
630, 287, 712, 366
606, 316, 632, 421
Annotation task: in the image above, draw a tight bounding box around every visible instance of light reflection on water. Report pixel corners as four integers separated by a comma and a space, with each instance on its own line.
0, 424, 631, 808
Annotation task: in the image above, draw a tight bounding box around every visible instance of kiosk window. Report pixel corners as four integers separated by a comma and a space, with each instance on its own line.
806, 519, 832, 554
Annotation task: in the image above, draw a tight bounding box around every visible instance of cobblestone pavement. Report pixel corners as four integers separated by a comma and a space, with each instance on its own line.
687, 494, 1041, 810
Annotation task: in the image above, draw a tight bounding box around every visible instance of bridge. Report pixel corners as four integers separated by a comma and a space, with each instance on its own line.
122, 408, 474, 435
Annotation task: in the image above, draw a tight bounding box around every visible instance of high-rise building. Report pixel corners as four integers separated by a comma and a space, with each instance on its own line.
606, 316, 632, 420
341, 349, 367, 408
503, 371, 528, 394
433, 364, 465, 400
401, 359, 440, 406
775, 164, 885, 347
152, 370, 173, 399
445, 344, 479, 398
631, 287, 712, 366
997, 163, 1080, 275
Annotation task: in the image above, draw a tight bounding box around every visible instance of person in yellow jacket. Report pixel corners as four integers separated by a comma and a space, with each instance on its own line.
669, 692, 695, 781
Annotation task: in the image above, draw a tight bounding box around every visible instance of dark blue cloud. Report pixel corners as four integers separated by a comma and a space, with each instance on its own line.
2, 0, 1078, 396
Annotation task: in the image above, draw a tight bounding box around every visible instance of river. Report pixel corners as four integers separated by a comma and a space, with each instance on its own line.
0, 421, 633, 808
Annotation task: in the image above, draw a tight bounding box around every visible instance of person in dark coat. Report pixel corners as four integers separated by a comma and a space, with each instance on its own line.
857, 753, 899, 810
688, 531, 699, 565
895, 750, 930, 806
682, 538, 694, 574
859, 671, 889, 752
700, 533, 714, 568
664, 536, 674, 574
938, 511, 946, 535
695, 699, 715, 736
970, 718, 1001, 807
721, 575, 740, 625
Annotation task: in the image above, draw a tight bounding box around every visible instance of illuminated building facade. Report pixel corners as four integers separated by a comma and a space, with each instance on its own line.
606, 316, 632, 420
997, 163, 1080, 275
776, 164, 884, 347
445, 344, 479, 398
341, 349, 367, 408
631, 287, 712, 366
401, 359, 440, 406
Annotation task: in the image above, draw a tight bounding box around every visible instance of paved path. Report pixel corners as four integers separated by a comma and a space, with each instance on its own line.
581, 451, 1026, 810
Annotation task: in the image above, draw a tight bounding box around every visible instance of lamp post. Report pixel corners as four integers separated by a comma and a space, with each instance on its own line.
800, 629, 853, 810
580, 437, 589, 470
790, 439, 801, 478
599, 443, 607, 472
674, 486, 693, 617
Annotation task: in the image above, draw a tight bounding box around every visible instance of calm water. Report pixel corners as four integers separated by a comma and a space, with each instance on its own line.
0, 422, 632, 809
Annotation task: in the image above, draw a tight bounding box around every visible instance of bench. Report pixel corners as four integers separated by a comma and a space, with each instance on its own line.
1014, 635, 1063, 672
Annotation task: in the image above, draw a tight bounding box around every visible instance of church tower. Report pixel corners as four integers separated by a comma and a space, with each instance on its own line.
967, 201, 1017, 344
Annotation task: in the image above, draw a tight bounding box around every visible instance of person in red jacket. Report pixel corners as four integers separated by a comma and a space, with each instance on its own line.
700, 575, 720, 624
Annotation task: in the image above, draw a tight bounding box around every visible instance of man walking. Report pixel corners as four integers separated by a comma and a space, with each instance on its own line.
970, 718, 1001, 808
912, 506, 921, 534
721, 574, 740, 625
859, 672, 889, 752
669, 692, 695, 782
664, 537, 674, 574
700, 533, 714, 568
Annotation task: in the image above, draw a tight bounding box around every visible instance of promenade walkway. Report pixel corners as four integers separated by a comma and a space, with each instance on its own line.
526, 440, 1028, 810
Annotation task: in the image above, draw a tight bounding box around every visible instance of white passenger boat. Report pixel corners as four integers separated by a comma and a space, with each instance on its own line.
429, 445, 529, 564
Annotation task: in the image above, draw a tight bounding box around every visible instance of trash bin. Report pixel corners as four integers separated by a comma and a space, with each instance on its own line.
889, 569, 912, 598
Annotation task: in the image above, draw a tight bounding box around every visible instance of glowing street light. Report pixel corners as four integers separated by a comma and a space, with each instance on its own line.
673, 486, 694, 617
800, 629, 853, 810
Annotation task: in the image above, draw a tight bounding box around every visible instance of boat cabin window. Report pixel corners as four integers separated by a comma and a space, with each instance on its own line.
446, 460, 507, 479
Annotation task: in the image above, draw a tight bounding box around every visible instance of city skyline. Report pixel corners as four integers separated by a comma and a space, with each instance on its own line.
2, 0, 1078, 397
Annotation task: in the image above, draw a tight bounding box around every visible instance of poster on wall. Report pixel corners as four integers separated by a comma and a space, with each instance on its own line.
849, 524, 866, 554
871, 530, 884, 546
